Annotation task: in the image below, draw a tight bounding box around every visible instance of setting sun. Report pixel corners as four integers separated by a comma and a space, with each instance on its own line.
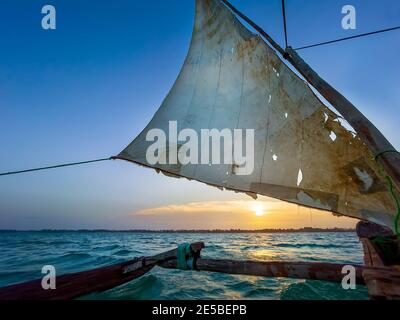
252, 203, 266, 217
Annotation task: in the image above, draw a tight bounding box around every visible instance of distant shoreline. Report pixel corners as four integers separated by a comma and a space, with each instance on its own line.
0, 227, 355, 233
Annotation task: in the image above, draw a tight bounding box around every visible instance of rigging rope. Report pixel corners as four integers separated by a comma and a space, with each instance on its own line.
176, 243, 196, 270
374, 150, 400, 161
373, 150, 400, 238
294, 26, 400, 51
0, 157, 114, 177
385, 176, 400, 238
281, 0, 289, 48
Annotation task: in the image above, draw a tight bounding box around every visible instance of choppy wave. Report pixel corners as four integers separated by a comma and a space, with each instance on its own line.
273, 243, 349, 249
113, 249, 133, 256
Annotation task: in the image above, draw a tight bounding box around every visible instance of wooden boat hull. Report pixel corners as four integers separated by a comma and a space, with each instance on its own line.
357, 221, 400, 299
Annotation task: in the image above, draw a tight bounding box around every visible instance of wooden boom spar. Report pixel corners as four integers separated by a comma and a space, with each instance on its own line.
221, 0, 400, 193
160, 259, 367, 285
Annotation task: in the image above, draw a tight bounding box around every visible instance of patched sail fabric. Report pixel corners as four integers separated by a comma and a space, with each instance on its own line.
118, 0, 397, 228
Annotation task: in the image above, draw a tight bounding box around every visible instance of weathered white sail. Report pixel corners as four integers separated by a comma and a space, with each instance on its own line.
118, 0, 397, 229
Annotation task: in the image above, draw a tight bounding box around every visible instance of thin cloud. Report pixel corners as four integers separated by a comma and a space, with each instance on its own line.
134, 199, 293, 216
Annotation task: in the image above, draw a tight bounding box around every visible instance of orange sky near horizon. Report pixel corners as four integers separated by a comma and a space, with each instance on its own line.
130, 196, 359, 230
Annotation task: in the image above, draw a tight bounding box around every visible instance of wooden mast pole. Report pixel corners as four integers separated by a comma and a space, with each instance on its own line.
221, 0, 400, 193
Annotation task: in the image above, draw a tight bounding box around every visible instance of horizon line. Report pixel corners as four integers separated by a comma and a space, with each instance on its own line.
0, 227, 356, 233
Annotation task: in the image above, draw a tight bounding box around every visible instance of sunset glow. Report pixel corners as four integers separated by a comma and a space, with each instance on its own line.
251, 203, 266, 217
132, 197, 358, 230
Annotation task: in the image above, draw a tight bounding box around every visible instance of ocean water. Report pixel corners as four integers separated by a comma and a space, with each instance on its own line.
0, 231, 369, 300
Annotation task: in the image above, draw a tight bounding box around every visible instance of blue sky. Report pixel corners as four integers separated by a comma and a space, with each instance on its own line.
0, 0, 399, 229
